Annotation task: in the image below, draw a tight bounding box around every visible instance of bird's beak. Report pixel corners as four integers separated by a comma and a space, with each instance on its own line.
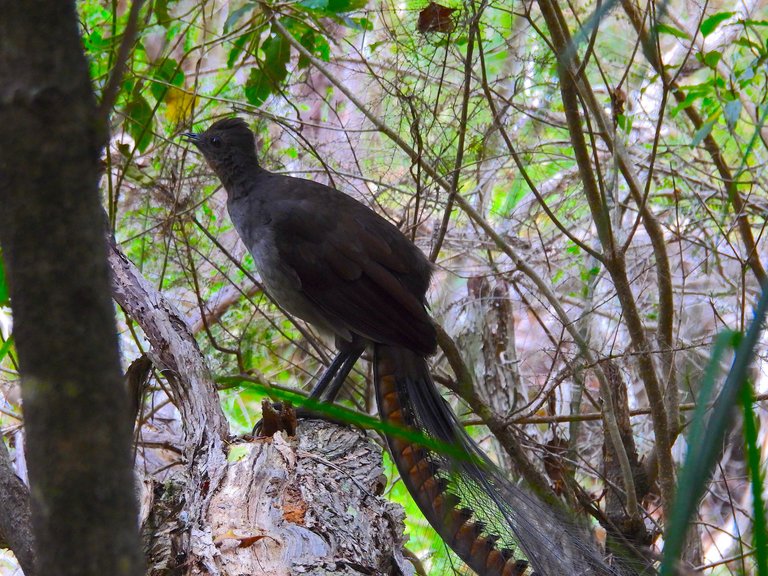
182, 132, 200, 145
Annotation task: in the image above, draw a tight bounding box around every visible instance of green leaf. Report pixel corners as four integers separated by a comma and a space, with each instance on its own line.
299, 0, 367, 12
149, 58, 184, 102
734, 38, 762, 52
723, 99, 742, 131
741, 384, 768, 576
263, 31, 291, 79
297, 29, 316, 69
228, 31, 255, 69
245, 71, 271, 107
738, 63, 756, 86
706, 50, 722, 67
341, 15, 374, 31
330, 0, 369, 11
314, 35, 330, 61
244, 31, 291, 106
617, 113, 633, 133
0, 252, 8, 306
84, 29, 110, 52
580, 266, 600, 282
353, 17, 373, 31
700, 11, 733, 37
224, 2, 257, 33
124, 92, 154, 152
155, 0, 178, 25
691, 117, 717, 146
670, 89, 705, 116
299, 0, 329, 10
0, 335, 13, 364
695, 50, 722, 68
655, 22, 690, 40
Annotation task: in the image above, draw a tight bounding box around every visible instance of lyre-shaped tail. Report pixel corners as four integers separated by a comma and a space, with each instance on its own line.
374, 344, 624, 576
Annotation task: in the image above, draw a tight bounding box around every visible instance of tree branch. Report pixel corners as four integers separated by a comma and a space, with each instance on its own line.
97, 0, 145, 119
106, 235, 229, 573
429, 1, 482, 262
620, 0, 766, 286
537, 0, 676, 511
0, 441, 35, 576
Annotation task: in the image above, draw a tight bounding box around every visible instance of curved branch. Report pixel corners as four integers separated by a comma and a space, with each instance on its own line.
537, 0, 676, 511
106, 235, 229, 572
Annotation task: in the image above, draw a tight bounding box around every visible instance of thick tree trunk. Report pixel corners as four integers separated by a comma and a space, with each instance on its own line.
0, 2, 143, 576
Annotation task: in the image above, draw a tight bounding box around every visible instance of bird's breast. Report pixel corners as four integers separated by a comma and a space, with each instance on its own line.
236, 222, 347, 339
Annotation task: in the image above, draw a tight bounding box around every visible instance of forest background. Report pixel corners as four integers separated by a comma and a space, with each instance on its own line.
1, 0, 767, 575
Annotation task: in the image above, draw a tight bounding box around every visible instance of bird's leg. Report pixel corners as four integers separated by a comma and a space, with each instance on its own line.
293, 344, 364, 422
309, 346, 364, 401
307, 348, 353, 400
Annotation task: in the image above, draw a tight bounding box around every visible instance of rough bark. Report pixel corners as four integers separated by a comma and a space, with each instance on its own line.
140, 423, 410, 576
0, 2, 143, 575
601, 361, 651, 568
204, 422, 410, 576
108, 237, 230, 574
0, 441, 35, 576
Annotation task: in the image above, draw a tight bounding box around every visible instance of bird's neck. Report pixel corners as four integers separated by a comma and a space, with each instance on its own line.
214, 156, 263, 198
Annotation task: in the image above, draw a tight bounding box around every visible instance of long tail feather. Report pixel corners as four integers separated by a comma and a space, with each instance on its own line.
374, 344, 632, 576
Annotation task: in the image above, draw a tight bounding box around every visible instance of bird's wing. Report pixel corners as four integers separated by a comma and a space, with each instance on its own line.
268, 182, 436, 354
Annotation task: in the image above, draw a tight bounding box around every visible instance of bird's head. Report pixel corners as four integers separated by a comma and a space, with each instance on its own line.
183, 117, 258, 184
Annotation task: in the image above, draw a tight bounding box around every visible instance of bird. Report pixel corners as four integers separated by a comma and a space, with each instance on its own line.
184, 117, 626, 576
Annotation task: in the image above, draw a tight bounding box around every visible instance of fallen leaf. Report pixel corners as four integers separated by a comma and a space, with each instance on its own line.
417, 2, 457, 34
165, 87, 197, 124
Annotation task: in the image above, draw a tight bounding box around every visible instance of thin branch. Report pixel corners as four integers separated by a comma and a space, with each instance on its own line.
429, 2, 482, 261
537, 0, 677, 511
434, 324, 557, 499
538, 0, 646, 517
97, 0, 144, 118
620, 0, 766, 286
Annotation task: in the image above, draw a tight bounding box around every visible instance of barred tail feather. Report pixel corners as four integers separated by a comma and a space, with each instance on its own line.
374, 344, 627, 576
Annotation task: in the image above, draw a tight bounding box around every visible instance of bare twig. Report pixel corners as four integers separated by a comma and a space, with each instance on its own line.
621, 0, 766, 286
538, 0, 647, 516
429, 2, 483, 261
98, 0, 145, 118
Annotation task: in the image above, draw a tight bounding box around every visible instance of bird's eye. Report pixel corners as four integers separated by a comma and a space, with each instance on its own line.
210, 135, 222, 147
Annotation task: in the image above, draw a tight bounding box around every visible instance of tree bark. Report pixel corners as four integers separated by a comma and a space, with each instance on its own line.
0, 441, 35, 575
107, 237, 230, 574
145, 421, 413, 576
0, 2, 143, 575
